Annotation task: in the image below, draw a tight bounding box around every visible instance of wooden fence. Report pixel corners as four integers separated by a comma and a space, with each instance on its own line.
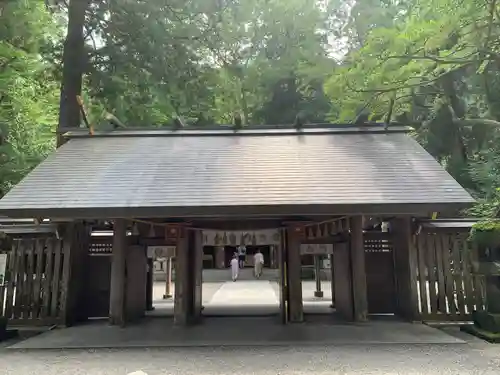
414, 231, 486, 321
0, 238, 67, 326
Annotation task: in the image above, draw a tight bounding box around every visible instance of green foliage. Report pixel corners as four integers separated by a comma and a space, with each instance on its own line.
324, 0, 500, 217
4, 0, 500, 223
0, 0, 59, 196
84, 0, 335, 126
470, 219, 500, 247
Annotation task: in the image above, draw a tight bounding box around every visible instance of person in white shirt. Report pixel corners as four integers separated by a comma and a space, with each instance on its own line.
253, 249, 264, 279
230, 255, 239, 281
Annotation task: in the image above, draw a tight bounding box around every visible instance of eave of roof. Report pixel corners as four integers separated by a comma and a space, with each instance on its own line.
0, 125, 474, 219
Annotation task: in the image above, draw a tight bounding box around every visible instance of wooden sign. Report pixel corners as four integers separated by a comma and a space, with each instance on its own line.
147, 245, 176, 259
300, 243, 334, 255
202, 229, 281, 246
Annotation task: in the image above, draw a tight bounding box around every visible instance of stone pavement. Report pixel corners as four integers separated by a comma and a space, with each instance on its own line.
151, 279, 333, 316
7, 317, 464, 349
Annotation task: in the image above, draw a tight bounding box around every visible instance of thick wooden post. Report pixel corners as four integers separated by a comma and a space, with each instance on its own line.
61, 222, 90, 326
174, 227, 193, 326
329, 253, 335, 308
125, 245, 147, 322
333, 242, 353, 319
314, 256, 323, 297
392, 217, 419, 320
286, 225, 303, 323
215, 246, 225, 269
145, 257, 154, 311
270, 245, 277, 268
163, 257, 172, 299
192, 230, 203, 322
110, 219, 127, 326
350, 215, 368, 321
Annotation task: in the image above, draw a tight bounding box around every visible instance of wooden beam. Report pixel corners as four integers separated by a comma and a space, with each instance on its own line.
350, 216, 368, 321
300, 233, 348, 244
109, 219, 127, 326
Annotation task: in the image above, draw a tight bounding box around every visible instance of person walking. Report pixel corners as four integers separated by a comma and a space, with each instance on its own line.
230, 255, 239, 281
237, 244, 246, 269
253, 249, 264, 279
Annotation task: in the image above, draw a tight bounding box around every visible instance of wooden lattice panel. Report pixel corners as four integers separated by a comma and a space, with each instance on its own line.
364, 233, 393, 253
89, 238, 113, 255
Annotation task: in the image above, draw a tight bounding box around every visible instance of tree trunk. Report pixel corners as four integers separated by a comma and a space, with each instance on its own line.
58, 0, 91, 145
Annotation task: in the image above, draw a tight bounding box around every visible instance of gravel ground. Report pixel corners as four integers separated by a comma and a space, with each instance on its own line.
1, 339, 500, 375
1, 281, 498, 375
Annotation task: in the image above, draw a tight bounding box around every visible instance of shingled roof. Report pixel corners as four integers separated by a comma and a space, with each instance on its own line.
0, 125, 474, 218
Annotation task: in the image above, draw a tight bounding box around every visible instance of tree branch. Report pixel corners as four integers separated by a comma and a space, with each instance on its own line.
384, 54, 479, 65
347, 62, 474, 94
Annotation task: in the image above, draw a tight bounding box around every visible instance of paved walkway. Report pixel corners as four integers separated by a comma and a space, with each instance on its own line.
208, 281, 278, 306
202, 280, 280, 316
7, 318, 464, 349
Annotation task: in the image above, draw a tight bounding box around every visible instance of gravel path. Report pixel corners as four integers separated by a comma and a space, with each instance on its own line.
1, 339, 500, 375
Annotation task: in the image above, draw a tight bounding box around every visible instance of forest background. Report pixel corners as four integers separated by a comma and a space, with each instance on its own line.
1, 0, 500, 217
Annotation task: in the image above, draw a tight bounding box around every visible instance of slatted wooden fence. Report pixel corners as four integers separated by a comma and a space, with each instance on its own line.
414, 232, 485, 321
0, 238, 67, 326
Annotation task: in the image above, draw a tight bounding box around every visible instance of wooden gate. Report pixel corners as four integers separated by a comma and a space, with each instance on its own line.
414, 232, 485, 321
364, 232, 396, 314
0, 238, 67, 326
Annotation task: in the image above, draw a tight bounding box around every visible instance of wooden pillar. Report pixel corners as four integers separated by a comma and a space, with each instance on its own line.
392, 217, 419, 320
61, 222, 90, 326
174, 225, 201, 325
277, 230, 288, 324
192, 230, 203, 322
110, 219, 127, 326
350, 215, 368, 322
125, 245, 147, 322
270, 245, 276, 268
329, 253, 335, 308
163, 257, 172, 299
314, 255, 323, 297
215, 246, 225, 269
145, 257, 154, 310
286, 225, 303, 323
333, 242, 353, 319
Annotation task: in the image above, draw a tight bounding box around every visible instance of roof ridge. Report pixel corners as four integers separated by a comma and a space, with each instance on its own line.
62, 124, 412, 139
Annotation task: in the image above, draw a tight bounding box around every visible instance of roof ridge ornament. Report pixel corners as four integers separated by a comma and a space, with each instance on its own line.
173, 116, 186, 131
76, 95, 93, 135
233, 112, 243, 132
294, 112, 306, 131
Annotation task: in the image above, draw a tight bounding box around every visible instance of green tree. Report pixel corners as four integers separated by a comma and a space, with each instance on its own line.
0, 0, 60, 196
